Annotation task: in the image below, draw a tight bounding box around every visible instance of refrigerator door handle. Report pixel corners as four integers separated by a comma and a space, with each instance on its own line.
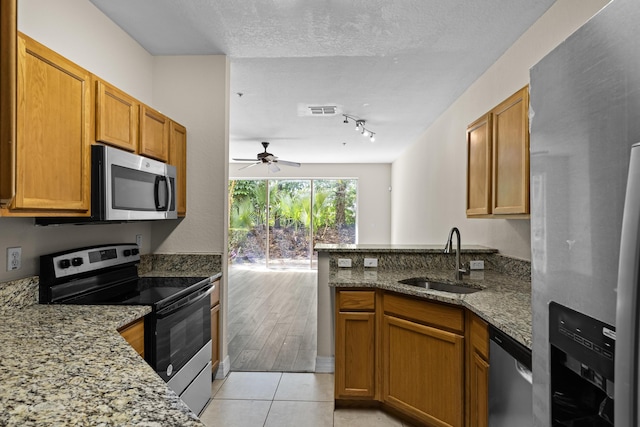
615, 142, 640, 427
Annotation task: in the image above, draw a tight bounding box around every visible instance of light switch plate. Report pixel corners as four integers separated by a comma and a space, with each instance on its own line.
469, 260, 485, 270
338, 258, 352, 268
364, 257, 378, 268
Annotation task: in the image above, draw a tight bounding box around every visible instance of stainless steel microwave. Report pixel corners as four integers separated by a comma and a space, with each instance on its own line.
37, 145, 177, 225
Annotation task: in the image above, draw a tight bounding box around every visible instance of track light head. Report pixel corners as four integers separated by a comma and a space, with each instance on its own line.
343, 114, 377, 142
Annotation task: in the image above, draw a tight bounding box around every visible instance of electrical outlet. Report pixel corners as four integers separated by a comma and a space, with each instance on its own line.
136, 234, 142, 247
337, 258, 352, 268
7, 247, 21, 271
364, 257, 378, 268
469, 260, 485, 270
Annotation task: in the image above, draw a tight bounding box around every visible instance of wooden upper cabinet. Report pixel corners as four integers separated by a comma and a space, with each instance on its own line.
12, 33, 91, 213
466, 114, 492, 216
169, 120, 187, 216
492, 86, 530, 215
94, 78, 138, 152
139, 104, 169, 162
466, 86, 530, 218
0, 0, 17, 203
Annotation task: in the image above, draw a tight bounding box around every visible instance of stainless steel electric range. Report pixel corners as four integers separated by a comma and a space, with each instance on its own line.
39, 243, 213, 415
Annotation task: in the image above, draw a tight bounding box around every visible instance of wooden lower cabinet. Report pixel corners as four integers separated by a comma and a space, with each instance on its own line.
466, 313, 489, 427
335, 289, 492, 427
118, 317, 145, 358
383, 315, 464, 427
335, 289, 376, 399
335, 311, 376, 398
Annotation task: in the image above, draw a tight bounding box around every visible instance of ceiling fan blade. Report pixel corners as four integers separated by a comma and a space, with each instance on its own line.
275, 160, 301, 167
269, 163, 281, 173
232, 158, 260, 162
238, 162, 261, 170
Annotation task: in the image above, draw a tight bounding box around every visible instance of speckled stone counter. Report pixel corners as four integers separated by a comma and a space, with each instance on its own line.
316, 244, 531, 349
0, 304, 203, 426
328, 267, 531, 348
0, 252, 224, 426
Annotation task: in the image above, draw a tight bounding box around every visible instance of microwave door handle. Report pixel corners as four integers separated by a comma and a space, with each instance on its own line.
154, 176, 167, 210
165, 174, 172, 212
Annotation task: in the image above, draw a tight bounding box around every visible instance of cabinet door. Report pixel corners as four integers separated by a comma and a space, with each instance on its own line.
492, 86, 529, 215
0, 0, 16, 202
211, 303, 220, 373
95, 79, 138, 152
335, 311, 376, 399
466, 114, 492, 216
169, 121, 187, 216
383, 315, 464, 427
466, 313, 489, 427
139, 104, 169, 162
14, 33, 91, 213
468, 352, 489, 427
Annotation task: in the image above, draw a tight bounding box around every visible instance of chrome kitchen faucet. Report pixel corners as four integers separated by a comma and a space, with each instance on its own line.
443, 227, 467, 280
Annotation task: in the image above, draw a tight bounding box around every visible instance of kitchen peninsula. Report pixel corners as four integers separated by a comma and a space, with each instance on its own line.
315, 244, 531, 426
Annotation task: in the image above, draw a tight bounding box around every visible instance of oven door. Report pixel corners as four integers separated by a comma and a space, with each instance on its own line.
150, 284, 212, 382
99, 144, 177, 220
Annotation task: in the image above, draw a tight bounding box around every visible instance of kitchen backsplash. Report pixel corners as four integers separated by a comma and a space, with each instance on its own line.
138, 253, 223, 276
328, 252, 531, 282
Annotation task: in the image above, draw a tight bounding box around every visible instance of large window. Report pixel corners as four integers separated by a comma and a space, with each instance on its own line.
228, 179, 357, 269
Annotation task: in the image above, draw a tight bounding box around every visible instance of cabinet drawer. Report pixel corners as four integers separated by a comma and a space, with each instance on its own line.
338, 290, 375, 312
384, 293, 464, 334
210, 278, 221, 307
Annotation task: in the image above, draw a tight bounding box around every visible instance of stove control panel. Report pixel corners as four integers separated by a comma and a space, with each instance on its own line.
43, 244, 141, 279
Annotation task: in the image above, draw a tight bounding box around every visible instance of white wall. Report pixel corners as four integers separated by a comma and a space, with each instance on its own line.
18, 0, 154, 103
390, 0, 610, 260
150, 56, 230, 254
230, 163, 392, 244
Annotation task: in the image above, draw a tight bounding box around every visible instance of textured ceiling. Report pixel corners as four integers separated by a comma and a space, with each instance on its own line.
90, 0, 556, 165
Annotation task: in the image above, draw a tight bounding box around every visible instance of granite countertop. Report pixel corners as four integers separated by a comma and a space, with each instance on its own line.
329, 267, 531, 349
0, 304, 203, 426
316, 243, 498, 254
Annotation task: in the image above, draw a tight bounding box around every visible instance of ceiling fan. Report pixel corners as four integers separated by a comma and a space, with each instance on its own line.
232, 141, 301, 172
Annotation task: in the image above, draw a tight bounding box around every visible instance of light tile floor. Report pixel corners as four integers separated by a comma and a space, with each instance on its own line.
199, 372, 413, 427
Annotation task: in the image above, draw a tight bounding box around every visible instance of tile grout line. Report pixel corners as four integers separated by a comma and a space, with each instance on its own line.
262, 372, 284, 427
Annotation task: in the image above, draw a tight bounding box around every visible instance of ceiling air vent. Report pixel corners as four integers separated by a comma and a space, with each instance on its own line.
308, 105, 337, 115
297, 104, 342, 117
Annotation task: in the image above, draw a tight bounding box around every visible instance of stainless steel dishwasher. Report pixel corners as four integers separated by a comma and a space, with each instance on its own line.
489, 325, 533, 426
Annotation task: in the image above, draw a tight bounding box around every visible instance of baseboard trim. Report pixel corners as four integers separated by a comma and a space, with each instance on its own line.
315, 356, 335, 373
215, 355, 231, 380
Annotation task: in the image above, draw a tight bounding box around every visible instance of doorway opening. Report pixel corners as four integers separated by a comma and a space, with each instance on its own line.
227, 178, 357, 371
228, 179, 357, 269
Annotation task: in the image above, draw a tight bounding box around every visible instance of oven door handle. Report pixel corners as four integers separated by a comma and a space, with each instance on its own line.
156, 285, 212, 319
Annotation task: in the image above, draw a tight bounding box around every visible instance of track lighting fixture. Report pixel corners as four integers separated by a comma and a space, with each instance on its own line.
342, 114, 376, 142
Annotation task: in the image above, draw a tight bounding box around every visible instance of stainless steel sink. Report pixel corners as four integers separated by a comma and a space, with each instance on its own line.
398, 278, 481, 294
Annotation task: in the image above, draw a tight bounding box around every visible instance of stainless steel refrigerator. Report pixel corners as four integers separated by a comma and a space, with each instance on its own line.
530, 0, 640, 425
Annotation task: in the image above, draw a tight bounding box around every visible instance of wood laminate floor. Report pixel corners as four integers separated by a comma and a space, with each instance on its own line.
227, 266, 318, 372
